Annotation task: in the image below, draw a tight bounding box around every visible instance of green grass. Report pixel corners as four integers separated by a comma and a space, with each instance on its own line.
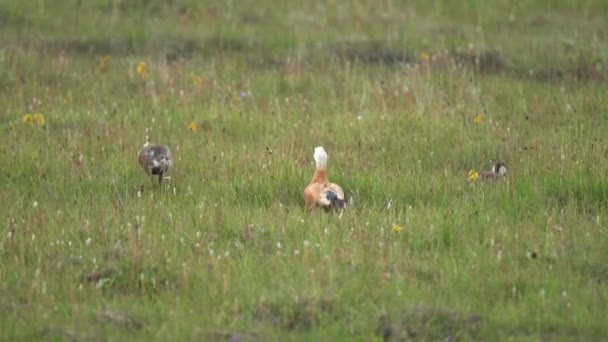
1, 0, 608, 340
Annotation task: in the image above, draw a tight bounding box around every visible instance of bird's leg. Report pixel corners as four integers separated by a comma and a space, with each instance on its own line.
158, 171, 163, 184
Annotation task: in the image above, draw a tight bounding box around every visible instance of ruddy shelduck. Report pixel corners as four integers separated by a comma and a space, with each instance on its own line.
304, 146, 347, 211
478, 162, 507, 181
137, 136, 172, 184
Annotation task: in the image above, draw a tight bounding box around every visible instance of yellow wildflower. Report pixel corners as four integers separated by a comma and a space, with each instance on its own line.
23, 113, 34, 124
33, 113, 45, 127
420, 52, 430, 61
99, 55, 111, 69
473, 113, 483, 124
468, 169, 479, 182
188, 121, 198, 132
136, 61, 147, 76
392, 224, 402, 233
192, 75, 203, 89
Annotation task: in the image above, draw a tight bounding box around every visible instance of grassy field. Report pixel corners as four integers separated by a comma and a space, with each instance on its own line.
1, 0, 608, 340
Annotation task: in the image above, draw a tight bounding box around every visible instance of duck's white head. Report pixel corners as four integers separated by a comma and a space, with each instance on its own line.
494, 162, 507, 176
313, 146, 328, 169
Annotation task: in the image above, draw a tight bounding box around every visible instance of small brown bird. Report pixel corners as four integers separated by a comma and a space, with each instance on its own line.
303, 146, 347, 212
137, 136, 172, 184
478, 162, 507, 180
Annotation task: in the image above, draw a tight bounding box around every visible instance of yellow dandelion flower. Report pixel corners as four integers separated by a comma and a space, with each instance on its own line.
392, 224, 403, 233
136, 61, 147, 76
192, 75, 203, 89
188, 121, 198, 132
473, 113, 483, 124
468, 169, 479, 182
23, 113, 34, 124
33, 113, 45, 127
420, 52, 430, 61
99, 55, 111, 69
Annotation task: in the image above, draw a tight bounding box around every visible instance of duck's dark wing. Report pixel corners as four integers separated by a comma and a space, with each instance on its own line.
321, 183, 347, 210
325, 190, 347, 209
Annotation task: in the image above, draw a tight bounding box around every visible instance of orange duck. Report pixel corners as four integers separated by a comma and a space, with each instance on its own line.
303, 146, 347, 212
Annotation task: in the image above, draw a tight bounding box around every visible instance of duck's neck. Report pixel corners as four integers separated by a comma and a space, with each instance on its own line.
311, 168, 328, 184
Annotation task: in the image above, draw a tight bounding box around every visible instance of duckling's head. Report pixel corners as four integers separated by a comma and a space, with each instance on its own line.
313, 146, 328, 170
494, 162, 507, 176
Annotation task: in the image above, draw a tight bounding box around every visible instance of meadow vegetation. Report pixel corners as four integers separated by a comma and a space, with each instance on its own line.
1, 0, 608, 340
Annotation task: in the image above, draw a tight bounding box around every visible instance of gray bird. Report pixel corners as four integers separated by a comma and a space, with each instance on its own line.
137, 136, 172, 184
478, 162, 507, 180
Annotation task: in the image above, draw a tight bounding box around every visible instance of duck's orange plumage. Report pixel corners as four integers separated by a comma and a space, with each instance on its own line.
303, 146, 346, 211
